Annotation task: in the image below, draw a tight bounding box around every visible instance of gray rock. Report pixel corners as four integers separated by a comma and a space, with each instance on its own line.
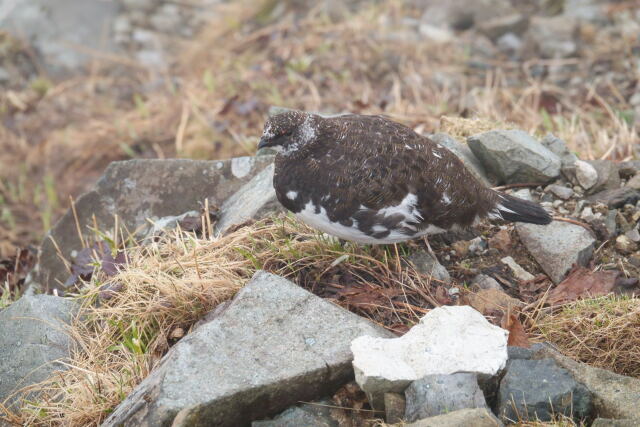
496, 32, 523, 54
526, 16, 578, 58
477, 14, 528, 41
507, 346, 534, 360
0, 295, 77, 407
468, 130, 561, 184
566, 159, 599, 190
0, 0, 119, 76
626, 174, 640, 190
541, 133, 578, 168
29, 156, 274, 292
149, 4, 183, 33
406, 250, 451, 283
121, 0, 157, 11
384, 392, 406, 424
405, 408, 503, 427
592, 419, 640, 427
517, 221, 596, 284
498, 358, 592, 423
214, 163, 282, 235
546, 184, 574, 200
429, 133, 492, 185
512, 188, 533, 201
563, 0, 606, 23
405, 373, 487, 422
420, 0, 515, 31
617, 161, 640, 179
532, 344, 640, 419
587, 160, 622, 195
103, 271, 392, 427
589, 188, 640, 209
471, 274, 503, 291
252, 399, 339, 427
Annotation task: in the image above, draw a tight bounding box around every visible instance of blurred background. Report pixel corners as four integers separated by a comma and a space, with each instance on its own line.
0, 0, 638, 260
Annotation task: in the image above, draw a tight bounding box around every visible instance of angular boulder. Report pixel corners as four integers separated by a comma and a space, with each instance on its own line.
103, 271, 393, 427
516, 221, 596, 284
404, 373, 487, 422
532, 345, 640, 420
498, 358, 592, 423
0, 295, 77, 407
214, 163, 282, 235
351, 306, 508, 409
29, 156, 274, 292
429, 133, 492, 186
468, 130, 561, 184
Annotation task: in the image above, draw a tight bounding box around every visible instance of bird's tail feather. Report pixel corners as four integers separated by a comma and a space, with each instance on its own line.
488, 192, 552, 225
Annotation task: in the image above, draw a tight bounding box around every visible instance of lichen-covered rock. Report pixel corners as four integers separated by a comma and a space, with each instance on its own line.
29, 156, 274, 292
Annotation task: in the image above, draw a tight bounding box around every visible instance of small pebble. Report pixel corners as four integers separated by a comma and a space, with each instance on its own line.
546, 184, 574, 200
625, 227, 640, 243
616, 235, 638, 254
501, 256, 535, 281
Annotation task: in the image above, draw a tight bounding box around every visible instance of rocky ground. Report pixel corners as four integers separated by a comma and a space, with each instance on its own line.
2, 117, 640, 426
1, 0, 640, 426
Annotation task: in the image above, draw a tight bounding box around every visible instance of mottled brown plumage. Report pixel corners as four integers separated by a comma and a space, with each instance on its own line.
258, 110, 550, 244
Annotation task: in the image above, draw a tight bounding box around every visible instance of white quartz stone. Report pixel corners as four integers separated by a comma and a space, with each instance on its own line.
351, 305, 508, 409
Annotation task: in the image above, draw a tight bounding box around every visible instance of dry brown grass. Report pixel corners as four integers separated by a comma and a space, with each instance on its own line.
531, 295, 640, 378
1, 214, 440, 426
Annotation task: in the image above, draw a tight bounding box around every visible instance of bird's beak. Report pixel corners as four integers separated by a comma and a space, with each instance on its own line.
257, 136, 269, 150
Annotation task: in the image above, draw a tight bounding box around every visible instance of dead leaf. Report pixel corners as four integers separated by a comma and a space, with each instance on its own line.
489, 229, 512, 252
65, 241, 126, 287
434, 286, 454, 305
547, 266, 630, 305
502, 313, 531, 348
468, 288, 523, 316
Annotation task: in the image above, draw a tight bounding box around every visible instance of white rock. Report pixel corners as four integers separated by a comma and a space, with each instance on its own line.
575, 160, 598, 190
351, 306, 508, 409
500, 256, 535, 281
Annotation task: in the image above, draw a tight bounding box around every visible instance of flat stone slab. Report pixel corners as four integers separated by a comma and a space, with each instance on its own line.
0, 295, 77, 407
468, 130, 560, 184
351, 306, 508, 409
517, 220, 596, 284
102, 271, 393, 427
30, 156, 274, 292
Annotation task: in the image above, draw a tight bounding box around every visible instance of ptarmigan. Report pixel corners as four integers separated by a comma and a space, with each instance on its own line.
258, 110, 551, 244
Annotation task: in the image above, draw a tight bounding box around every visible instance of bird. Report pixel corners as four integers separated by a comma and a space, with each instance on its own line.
257, 110, 551, 246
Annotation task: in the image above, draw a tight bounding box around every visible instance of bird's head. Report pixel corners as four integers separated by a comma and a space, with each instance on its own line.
258, 110, 318, 155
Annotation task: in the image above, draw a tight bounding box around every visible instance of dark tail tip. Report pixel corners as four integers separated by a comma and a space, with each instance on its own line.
490, 192, 552, 225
